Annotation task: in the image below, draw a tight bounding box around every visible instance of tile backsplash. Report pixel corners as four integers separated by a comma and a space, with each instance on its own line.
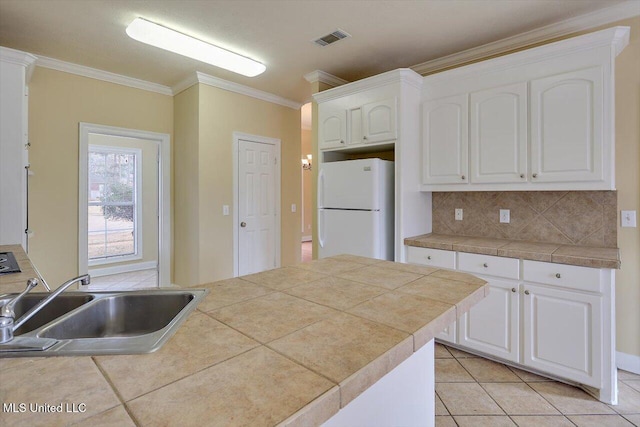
432, 191, 617, 248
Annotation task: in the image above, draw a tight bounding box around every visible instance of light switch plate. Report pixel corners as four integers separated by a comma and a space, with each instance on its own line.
222, 205, 230, 216
621, 210, 637, 227
500, 209, 510, 224
291, 204, 297, 213
455, 208, 463, 221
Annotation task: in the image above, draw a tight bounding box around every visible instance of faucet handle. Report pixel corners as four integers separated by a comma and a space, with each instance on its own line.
0, 278, 39, 318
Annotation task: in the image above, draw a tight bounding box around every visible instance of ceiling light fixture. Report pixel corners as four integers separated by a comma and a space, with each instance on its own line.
126, 17, 266, 77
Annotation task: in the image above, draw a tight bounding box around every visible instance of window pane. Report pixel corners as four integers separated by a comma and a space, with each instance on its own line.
105, 153, 135, 203
88, 231, 106, 259
106, 226, 134, 257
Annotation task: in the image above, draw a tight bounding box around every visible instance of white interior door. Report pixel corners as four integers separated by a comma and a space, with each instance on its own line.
238, 139, 277, 276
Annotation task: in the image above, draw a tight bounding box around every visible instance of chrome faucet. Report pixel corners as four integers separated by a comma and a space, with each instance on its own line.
0, 274, 90, 343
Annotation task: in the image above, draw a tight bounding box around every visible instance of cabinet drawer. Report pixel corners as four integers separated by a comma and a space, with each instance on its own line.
458, 253, 519, 280
523, 260, 601, 292
406, 246, 455, 269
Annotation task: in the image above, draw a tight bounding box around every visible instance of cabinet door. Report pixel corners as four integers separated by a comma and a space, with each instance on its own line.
438, 321, 457, 344
362, 98, 397, 144
319, 108, 347, 150
422, 94, 468, 184
530, 67, 604, 183
523, 283, 602, 387
458, 278, 519, 362
470, 83, 527, 183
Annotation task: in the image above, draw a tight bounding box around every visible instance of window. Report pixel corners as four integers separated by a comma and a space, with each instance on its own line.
87, 145, 142, 264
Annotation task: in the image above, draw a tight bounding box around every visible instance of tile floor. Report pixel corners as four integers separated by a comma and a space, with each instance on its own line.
301, 241, 312, 263
86, 268, 158, 291
435, 343, 640, 426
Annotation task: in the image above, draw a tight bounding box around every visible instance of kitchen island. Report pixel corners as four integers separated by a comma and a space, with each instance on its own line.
0, 248, 487, 427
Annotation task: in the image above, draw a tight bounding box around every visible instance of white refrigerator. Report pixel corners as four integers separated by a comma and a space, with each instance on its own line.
318, 158, 394, 260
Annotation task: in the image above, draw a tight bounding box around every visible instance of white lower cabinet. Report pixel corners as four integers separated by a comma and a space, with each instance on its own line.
459, 278, 519, 363
522, 282, 602, 388
406, 246, 616, 403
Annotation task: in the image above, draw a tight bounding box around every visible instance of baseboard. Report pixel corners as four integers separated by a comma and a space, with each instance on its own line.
302, 235, 312, 242
89, 260, 157, 278
617, 351, 640, 375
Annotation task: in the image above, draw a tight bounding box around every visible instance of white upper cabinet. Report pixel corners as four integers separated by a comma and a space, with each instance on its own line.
420, 26, 629, 192
530, 66, 603, 183
470, 83, 528, 184
422, 94, 468, 184
319, 108, 347, 150
362, 98, 397, 144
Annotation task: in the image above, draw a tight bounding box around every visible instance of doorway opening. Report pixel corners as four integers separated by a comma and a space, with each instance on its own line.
79, 123, 171, 288
301, 102, 313, 262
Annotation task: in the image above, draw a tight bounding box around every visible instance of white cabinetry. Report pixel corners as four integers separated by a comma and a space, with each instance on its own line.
470, 83, 527, 184
420, 26, 629, 192
319, 97, 397, 150
458, 253, 520, 362
530, 67, 604, 184
319, 109, 347, 149
0, 47, 36, 248
406, 247, 617, 403
422, 95, 468, 184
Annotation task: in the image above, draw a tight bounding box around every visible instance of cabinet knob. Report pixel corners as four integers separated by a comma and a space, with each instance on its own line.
363, 136, 368, 140
461, 175, 466, 180
340, 140, 345, 144
427, 256, 432, 260
524, 290, 530, 295
511, 288, 516, 293
483, 263, 488, 268
240, 222, 247, 228
555, 273, 561, 279
532, 173, 538, 178
520, 174, 525, 178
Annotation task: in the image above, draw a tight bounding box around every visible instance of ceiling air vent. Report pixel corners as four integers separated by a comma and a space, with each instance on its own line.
313, 29, 351, 47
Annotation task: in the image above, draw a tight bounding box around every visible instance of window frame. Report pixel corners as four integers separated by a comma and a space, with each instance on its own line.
87, 144, 143, 266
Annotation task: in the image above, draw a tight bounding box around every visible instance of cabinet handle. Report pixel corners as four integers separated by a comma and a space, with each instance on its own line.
520, 174, 525, 178
555, 273, 561, 279
427, 256, 432, 260
532, 173, 538, 178
483, 263, 488, 268
461, 175, 466, 180
524, 290, 530, 295
511, 288, 516, 293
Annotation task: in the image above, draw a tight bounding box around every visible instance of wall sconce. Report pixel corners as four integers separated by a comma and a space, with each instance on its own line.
301, 154, 312, 171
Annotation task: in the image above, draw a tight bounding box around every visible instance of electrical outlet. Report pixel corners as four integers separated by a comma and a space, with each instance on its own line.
500, 209, 510, 224
621, 210, 637, 227
222, 205, 229, 216
291, 204, 297, 213
455, 208, 463, 221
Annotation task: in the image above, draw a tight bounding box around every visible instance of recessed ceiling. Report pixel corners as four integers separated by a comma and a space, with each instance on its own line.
0, 0, 635, 103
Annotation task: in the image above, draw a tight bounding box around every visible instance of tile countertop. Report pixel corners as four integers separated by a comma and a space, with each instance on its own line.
0, 252, 488, 427
404, 233, 621, 269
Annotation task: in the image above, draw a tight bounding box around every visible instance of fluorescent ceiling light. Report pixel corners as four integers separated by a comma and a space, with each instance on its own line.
126, 17, 266, 77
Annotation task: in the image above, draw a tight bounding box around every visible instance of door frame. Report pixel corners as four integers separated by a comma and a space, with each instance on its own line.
78, 122, 171, 287
232, 132, 281, 277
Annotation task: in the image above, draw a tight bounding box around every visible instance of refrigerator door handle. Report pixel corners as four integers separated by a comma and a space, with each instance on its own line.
318, 209, 325, 248
318, 168, 325, 208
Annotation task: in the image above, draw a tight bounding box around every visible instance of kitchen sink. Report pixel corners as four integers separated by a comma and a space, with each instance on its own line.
0, 289, 208, 357
1, 293, 94, 335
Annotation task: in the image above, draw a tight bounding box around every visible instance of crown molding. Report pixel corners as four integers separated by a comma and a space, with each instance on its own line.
313, 68, 422, 103
411, 1, 640, 75
190, 72, 302, 110
34, 56, 173, 95
0, 46, 37, 67
304, 70, 349, 88
171, 73, 200, 96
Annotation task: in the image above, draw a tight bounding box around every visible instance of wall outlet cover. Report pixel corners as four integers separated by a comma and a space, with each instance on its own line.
500, 209, 510, 224
455, 208, 463, 221
621, 210, 637, 228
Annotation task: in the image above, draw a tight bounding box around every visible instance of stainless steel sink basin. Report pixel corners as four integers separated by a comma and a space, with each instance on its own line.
0, 289, 208, 357
0, 293, 93, 335
38, 293, 194, 339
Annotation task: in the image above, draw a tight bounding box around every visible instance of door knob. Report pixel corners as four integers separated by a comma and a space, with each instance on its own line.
240, 222, 247, 227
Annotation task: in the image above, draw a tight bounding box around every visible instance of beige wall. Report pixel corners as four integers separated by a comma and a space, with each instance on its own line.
27, 67, 173, 287
301, 129, 312, 239
609, 17, 640, 359
173, 83, 301, 286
